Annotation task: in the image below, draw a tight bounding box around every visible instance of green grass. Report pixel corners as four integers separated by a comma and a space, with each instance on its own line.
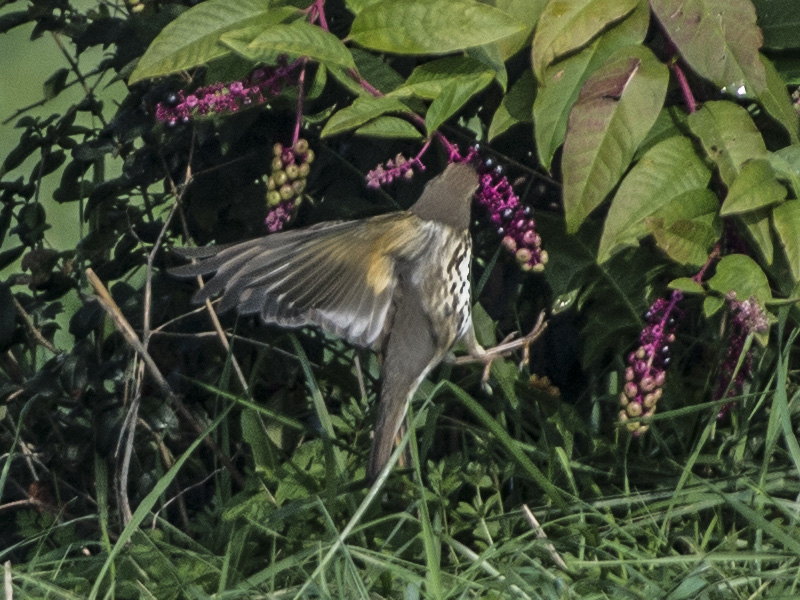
3, 325, 799, 600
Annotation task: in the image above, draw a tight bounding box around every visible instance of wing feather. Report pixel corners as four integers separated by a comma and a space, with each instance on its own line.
170, 213, 416, 349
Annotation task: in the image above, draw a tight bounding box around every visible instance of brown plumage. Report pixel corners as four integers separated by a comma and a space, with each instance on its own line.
171, 162, 483, 481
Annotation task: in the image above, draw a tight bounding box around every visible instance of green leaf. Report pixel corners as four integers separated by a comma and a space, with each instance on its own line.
648, 214, 719, 266
489, 69, 534, 140
721, 159, 787, 215
390, 56, 494, 133
703, 295, 725, 317
355, 116, 422, 139
752, 0, 800, 50
650, 0, 766, 95
669, 277, 705, 294
597, 136, 711, 262
321, 95, 412, 137
772, 199, 800, 281
532, 0, 638, 78
129, 0, 296, 83
741, 208, 775, 265
533, 1, 649, 168
494, 0, 546, 60
43, 68, 69, 101
349, 0, 525, 55
707, 254, 772, 306
562, 45, 669, 232
233, 21, 355, 69
687, 101, 767, 187
767, 145, 800, 196
758, 54, 800, 144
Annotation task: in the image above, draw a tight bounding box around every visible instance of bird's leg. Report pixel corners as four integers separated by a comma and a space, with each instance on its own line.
454, 310, 548, 386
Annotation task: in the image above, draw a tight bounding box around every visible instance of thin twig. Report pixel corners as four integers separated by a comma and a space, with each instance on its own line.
11, 297, 58, 355
521, 503, 569, 571
84, 268, 246, 488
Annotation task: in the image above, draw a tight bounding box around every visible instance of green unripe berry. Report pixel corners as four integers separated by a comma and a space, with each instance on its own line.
273, 170, 288, 186
293, 138, 309, 154
298, 163, 310, 178
272, 156, 283, 171
286, 164, 300, 180
279, 184, 294, 200
273, 143, 283, 157
267, 190, 282, 206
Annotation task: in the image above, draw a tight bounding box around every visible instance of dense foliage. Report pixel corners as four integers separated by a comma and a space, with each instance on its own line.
1, 0, 800, 597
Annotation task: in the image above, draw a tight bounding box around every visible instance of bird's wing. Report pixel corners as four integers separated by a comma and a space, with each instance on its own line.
170, 213, 423, 349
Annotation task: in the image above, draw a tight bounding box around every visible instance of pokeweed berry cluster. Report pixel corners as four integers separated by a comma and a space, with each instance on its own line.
460, 147, 547, 272
265, 139, 314, 233
155, 61, 299, 126
619, 291, 683, 435
365, 154, 420, 189
714, 293, 769, 417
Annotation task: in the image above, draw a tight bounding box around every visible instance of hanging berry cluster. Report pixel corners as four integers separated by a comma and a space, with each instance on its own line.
265, 139, 314, 233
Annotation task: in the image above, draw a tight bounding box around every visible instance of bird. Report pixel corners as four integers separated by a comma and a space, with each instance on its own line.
171, 161, 484, 482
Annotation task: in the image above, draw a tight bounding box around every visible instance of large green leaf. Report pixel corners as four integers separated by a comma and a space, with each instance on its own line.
649, 216, 719, 266
758, 55, 800, 144
720, 158, 787, 215
222, 21, 355, 69
494, 0, 547, 60
562, 45, 669, 232
349, 0, 524, 55
355, 116, 423, 139
741, 208, 775, 265
389, 56, 494, 133
752, 0, 800, 51
772, 199, 800, 282
533, 0, 649, 169
489, 69, 534, 140
321, 95, 412, 137
650, 0, 766, 95
129, 0, 295, 83
532, 0, 638, 78
687, 101, 767, 187
597, 136, 712, 262
768, 145, 800, 197
707, 254, 772, 306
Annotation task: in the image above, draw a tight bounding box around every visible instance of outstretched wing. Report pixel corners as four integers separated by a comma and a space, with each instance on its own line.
170, 212, 421, 350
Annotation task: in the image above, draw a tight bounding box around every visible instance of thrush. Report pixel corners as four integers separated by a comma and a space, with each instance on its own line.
171, 162, 483, 481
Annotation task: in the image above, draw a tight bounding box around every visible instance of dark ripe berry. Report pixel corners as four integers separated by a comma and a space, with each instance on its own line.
663, 357, 671, 366
494, 165, 504, 176
644, 310, 652, 320
523, 206, 532, 215
484, 158, 494, 169
668, 317, 676, 327
272, 157, 284, 172
286, 164, 300, 180
661, 345, 670, 355
166, 93, 179, 106
274, 170, 288, 186
273, 143, 284, 157
293, 138, 309, 154
181, 116, 190, 124
279, 183, 294, 200
503, 208, 513, 219
497, 227, 504, 236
